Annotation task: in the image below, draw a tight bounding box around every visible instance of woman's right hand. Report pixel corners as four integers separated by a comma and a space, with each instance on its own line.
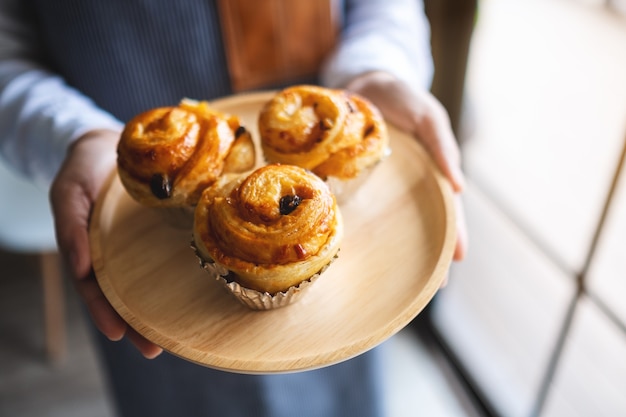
50, 129, 163, 359
346, 71, 468, 263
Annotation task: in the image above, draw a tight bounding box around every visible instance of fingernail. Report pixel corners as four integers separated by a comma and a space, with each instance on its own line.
452, 166, 466, 192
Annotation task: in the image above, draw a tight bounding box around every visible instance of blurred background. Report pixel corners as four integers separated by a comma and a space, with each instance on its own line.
429, 0, 626, 416
1, 0, 626, 416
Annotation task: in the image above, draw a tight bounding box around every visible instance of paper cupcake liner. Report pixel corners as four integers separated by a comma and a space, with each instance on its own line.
191, 240, 336, 310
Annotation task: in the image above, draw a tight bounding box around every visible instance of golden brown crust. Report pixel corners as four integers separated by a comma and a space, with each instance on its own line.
193, 164, 343, 294
117, 99, 256, 207
313, 93, 389, 179
258, 85, 389, 180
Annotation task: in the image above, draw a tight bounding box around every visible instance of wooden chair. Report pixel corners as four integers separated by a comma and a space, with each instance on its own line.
0, 159, 66, 364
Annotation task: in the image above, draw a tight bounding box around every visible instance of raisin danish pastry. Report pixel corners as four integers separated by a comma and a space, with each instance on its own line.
192, 163, 343, 309
258, 85, 390, 199
117, 99, 256, 225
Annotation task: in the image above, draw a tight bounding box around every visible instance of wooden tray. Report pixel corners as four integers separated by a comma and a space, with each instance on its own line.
90, 91, 456, 374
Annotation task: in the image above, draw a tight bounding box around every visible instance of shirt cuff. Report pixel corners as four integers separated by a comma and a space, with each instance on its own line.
321, 0, 434, 92
0, 60, 123, 187
321, 32, 433, 93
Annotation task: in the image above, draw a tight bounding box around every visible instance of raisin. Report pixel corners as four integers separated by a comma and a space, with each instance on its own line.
279, 195, 301, 215
150, 173, 172, 199
235, 125, 247, 138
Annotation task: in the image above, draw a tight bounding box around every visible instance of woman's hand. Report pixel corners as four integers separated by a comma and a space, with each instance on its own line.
50, 129, 163, 358
346, 71, 468, 262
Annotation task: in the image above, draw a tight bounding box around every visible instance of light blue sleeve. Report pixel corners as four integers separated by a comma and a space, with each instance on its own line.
321, 0, 434, 92
0, 0, 122, 187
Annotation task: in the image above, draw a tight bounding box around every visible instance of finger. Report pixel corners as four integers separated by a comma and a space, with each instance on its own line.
452, 194, 468, 261
71, 248, 163, 360
50, 179, 93, 281
126, 327, 163, 359
73, 273, 127, 341
414, 106, 466, 193
50, 130, 119, 281
436, 263, 450, 289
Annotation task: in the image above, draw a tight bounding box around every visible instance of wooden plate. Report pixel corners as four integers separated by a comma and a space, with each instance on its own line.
90, 91, 456, 374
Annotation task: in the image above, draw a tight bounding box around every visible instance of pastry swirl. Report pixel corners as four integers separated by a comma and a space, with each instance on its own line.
117, 99, 255, 207
258, 85, 389, 180
193, 164, 343, 294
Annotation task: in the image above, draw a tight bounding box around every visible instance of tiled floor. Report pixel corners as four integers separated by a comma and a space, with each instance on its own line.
0, 250, 482, 417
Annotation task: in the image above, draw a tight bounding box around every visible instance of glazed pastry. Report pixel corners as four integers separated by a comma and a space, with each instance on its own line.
193, 163, 343, 307
117, 98, 256, 208
258, 85, 390, 184
312, 93, 389, 180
